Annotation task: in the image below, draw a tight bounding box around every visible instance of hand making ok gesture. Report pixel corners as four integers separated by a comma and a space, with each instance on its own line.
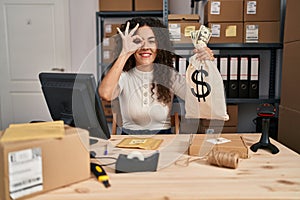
117, 22, 145, 57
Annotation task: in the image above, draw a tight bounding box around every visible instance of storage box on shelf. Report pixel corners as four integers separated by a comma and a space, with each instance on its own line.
200, 104, 239, 133
208, 22, 243, 43
135, 0, 163, 11
205, 0, 244, 44
243, 0, 281, 22
168, 14, 201, 44
205, 0, 244, 23
99, 0, 132, 11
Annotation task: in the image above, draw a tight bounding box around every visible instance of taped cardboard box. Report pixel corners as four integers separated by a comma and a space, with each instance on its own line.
0, 127, 90, 200
284, 0, 300, 43
205, 0, 244, 23
99, 0, 132, 11
135, 0, 163, 11
168, 14, 200, 43
200, 105, 238, 133
244, 21, 280, 43
244, 0, 281, 22
104, 24, 122, 38
280, 41, 300, 111
208, 22, 243, 43
189, 134, 249, 159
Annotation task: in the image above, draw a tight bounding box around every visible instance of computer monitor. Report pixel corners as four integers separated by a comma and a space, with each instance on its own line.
39, 72, 111, 144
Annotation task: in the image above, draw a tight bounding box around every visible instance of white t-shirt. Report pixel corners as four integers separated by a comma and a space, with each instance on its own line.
118, 67, 185, 130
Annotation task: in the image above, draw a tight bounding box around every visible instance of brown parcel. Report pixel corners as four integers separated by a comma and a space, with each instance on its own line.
189, 134, 249, 159
208, 22, 243, 43
205, 0, 244, 23
244, 21, 280, 43
168, 14, 200, 44
0, 127, 90, 200
135, 0, 163, 11
99, 0, 132, 11
200, 105, 238, 133
243, 0, 281, 22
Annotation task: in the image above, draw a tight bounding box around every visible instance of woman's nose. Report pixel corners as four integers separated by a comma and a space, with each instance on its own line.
140, 40, 152, 49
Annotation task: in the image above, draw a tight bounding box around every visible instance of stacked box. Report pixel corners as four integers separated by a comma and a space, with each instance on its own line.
135, 0, 163, 11
243, 0, 281, 43
205, 0, 244, 43
99, 0, 132, 11
102, 24, 121, 64
200, 104, 238, 133
168, 14, 201, 44
278, 0, 300, 153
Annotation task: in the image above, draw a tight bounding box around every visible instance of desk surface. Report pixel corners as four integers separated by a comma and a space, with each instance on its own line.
27, 134, 300, 200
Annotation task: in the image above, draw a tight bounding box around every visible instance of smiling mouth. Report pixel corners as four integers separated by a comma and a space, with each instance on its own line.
139, 52, 152, 58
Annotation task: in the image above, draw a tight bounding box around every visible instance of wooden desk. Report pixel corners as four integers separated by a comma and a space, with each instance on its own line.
26, 134, 300, 200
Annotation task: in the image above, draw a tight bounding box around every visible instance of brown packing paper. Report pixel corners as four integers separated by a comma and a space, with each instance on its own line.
116, 138, 163, 150
0, 121, 65, 142
189, 134, 249, 159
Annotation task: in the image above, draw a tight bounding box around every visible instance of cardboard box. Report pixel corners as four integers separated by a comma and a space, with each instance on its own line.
102, 50, 116, 64
244, 0, 281, 22
280, 41, 300, 111
208, 22, 243, 43
168, 14, 200, 43
244, 21, 280, 43
278, 105, 300, 153
102, 36, 118, 50
200, 105, 238, 133
205, 0, 244, 23
189, 134, 249, 159
104, 24, 122, 38
284, 0, 300, 43
135, 0, 163, 11
0, 127, 90, 200
99, 0, 132, 11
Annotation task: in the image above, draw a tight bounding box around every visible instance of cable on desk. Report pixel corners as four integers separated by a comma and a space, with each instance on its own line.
90, 151, 117, 166
92, 156, 117, 166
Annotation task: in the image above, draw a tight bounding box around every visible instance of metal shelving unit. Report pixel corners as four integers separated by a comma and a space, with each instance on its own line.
173, 42, 282, 104
96, 0, 285, 132
96, 0, 168, 79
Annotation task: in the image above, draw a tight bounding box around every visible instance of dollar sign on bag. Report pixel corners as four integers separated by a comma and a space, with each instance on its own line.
191, 66, 211, 102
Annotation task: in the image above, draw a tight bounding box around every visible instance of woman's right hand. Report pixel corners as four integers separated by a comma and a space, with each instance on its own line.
117, 22, 144, 57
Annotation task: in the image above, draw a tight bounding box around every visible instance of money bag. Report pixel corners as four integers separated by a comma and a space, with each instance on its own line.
185, 26, 229, 121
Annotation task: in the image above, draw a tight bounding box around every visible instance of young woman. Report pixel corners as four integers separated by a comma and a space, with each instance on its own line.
98, 17, 213, 134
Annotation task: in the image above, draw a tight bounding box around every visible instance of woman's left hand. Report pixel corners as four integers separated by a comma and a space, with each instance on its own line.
193, 47, 214, 61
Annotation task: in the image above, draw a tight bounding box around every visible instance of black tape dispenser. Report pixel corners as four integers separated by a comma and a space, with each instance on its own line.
115, 151, 159, 173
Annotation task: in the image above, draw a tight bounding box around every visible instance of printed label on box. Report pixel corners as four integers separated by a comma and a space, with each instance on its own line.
105, 24, 112, 33
103, 38, 110, 46
210, 1, 221, 15
211, 24, 221, 37
246, 25, 259, 43
247, 1, 257, 15
206, 137, 231, 145
103, 50, 111, 59
8, 148, 43, 199
169, 24, 181, 41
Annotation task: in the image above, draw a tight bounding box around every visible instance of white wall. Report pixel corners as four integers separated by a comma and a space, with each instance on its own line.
69, 0, 98, 76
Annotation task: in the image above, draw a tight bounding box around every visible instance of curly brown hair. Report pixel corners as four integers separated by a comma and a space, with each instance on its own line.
116, 17, 176, 104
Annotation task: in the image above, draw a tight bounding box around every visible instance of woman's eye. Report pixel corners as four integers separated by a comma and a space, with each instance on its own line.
133, 38, 142, 44
148, 40, 156, 44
